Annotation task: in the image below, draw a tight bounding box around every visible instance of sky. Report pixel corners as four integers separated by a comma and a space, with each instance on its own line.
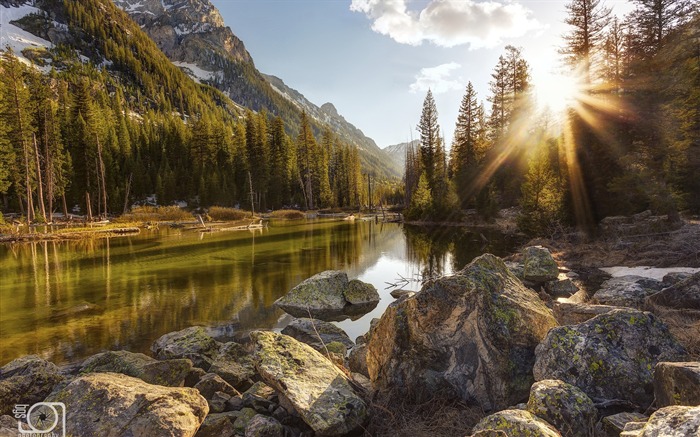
210, 0, 634, 149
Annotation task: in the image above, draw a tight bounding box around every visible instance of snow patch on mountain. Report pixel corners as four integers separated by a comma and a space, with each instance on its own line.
0, 4, 53, 59
173, 61, 220, 83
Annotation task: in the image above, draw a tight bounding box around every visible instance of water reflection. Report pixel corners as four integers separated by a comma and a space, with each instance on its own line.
0, 220, 515, 365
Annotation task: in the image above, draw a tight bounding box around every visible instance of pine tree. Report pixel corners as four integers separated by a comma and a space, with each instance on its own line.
417, 90, 441, 193
297, 111, 317, 210
629, 0, 692, 54
561, 0, 612, 84
487, 56, 509, 141
451, 82, 482, 208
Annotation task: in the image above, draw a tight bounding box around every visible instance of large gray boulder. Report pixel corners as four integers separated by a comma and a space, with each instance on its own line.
367, 254, 558, 410
274, 271, 378, 319
281, 318, 354, 354
80, 350, 192, 386
638, 405, 700, 436
522, 246, 559, 282
0, 356, 65, 415
152, 326, 221, 370
653, 361, 700, 407
592, 276, 665, 309
534, 309, 687, 407
526, 379, 596, 437
46, 372, 208, 437
208, 342, 256, 391
552, 301, 625, 325
471, 409, 561, 436
251, 331, 367, 436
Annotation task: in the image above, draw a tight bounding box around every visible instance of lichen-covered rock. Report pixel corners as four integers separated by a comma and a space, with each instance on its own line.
367, 254, 557, 410
653, 361, 700, 407
80, 350, 192, 386
244, 414, 284, 437
348, 343, 369, 378
0, 415, 19, 437
526, 379, 596, 437
592, 276, 665, 309
343, 279, 380, 305
533, 309, 687, 407
194, 373, 241, 412
233, 408, 258, 435
552, 301, 624, 326
281, 318, 354, 354
274, 270, 349, 313
0, 356, 65, 415
522, 246, 559, 282
471, 409, 561, 437
545, 278, 579, 298
601, 412, 648, 437
241, 382, 277, 414
389, 289, 415, 299
662, 272, 694, 286
638, 405, 700, 436
251, 331, 367, 436
46, 372, 208, 437
194, 412, 237, 437
209, 342, 256, 391
152, 326, 221, 370
647, 273, 700, 311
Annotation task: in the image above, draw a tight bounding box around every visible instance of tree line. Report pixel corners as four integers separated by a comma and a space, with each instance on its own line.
0, 50, 366, 224
404, 0, 698, 234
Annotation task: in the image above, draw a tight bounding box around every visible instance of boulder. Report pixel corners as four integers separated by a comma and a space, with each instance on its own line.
244, 414, 284, 437
274, 270, 349, 313
46, 372, 208, 437
367, 254, 557, 410
662, 272, 694, 286
251, 331, 367, 436
601, 412, 648, 437
194, 412, 238, 437
274, 271, 379, 319
241, 382, 277, 414
152, 326, 221, 370
281, 318, 354, 354
0, 356, 65, 415
653, 361, 700, 407
209, 342, 256, 390
522, 246, 559, 282
80, 350, 192, 386
552, 301, 624, 326
348, 343, 369, 378
545, 278, 579, 298
638, 405, 700, 436
343, 279, 380, 305
233, 408, 258, 435
471, 409, 561, 437
533, 309, 687, 407
592, 276, 665, 309
647, 273, 700, 311
389, 289, 415, 299
194, 373, 241, 412
526, 379, 596, 437
0, 415, 19, 437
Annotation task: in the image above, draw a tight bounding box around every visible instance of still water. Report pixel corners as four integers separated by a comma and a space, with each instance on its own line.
0, 219, 516, 365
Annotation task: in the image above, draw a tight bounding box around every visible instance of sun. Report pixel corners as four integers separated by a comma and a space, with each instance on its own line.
533, 71, 582, 113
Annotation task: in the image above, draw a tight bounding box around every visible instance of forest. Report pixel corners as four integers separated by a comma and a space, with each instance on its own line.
404, 0, 699, 234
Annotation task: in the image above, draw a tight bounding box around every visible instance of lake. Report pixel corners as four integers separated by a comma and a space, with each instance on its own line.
0, 219, 516, 366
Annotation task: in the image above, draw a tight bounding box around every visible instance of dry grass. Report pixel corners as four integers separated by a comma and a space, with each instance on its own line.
652, 309, 700, 360
120, 206, 191, 222
208, 206, 252, 221
362, 390, 484, 437
270, 209, 306, 220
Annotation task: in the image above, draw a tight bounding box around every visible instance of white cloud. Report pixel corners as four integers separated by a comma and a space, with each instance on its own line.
350, 0, 541, 48
409, 62, 463, 94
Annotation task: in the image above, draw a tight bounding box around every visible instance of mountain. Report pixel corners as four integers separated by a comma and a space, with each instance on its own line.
112, 0, 400, 179
382, 140, 418, 171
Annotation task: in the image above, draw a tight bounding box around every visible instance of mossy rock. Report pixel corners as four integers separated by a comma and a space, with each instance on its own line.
526, 379, 596, 437
343, 279, 379, 305
0, 356, 65, 415
80, 350, 192, 386
522, 246, 559, 282
472, 409, 561, 437
151, 326, 221, 370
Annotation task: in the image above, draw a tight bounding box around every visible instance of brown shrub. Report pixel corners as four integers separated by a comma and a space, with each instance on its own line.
270, 209, 305, 220
208, 206, 252, 221
121, 206, 191, 222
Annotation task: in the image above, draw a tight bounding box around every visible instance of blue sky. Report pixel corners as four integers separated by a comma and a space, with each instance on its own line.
211, 0, 634, 148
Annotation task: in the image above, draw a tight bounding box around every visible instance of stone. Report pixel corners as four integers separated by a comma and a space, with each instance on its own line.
647, 273, 700, 311
251, 331, 367, 436
534, 309, 687, 408
662, 272, 694, 286
194, 373, 240, 413
602, 412, 648, 436
274, 270, 349, 313
348, 343, 369, 378
526, 379, 596, 437
0, 356, 65, 415
233, 408, 258, 435
592, 276, 665, 309
245, 414, 284, 437
194, 412, 237, 437
389, 289, 415, 299
0, 415, 19, 437
46, 372, 208, 437
241, 382, 277, 413
185, 367, 207, 387
471, 409, 560, 437
638, 405, 700, 436
653, 361, 700, 407
80, 350, 192, 386
281, 318, 354, 354
209, 341, 256, 391
505, 261, 525, 280
545, 278, 579, 298
151, 326, 221, 370
522, 246, 559, 282
343, 279, 380, 305
552, 301, 624, 326
367, 254, 557, 410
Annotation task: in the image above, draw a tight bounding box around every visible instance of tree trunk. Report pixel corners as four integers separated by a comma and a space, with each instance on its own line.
96, 134, 108, 218
33, 134, 47, 223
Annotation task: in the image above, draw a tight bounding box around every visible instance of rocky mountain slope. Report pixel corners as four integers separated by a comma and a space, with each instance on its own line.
112, 0, 400, 178
382, 139, 418, 170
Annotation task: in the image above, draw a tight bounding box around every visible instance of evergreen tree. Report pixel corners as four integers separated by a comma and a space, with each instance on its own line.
561, 0, 612, 83
451, 82, 483, 208
417, 90, 441, 193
